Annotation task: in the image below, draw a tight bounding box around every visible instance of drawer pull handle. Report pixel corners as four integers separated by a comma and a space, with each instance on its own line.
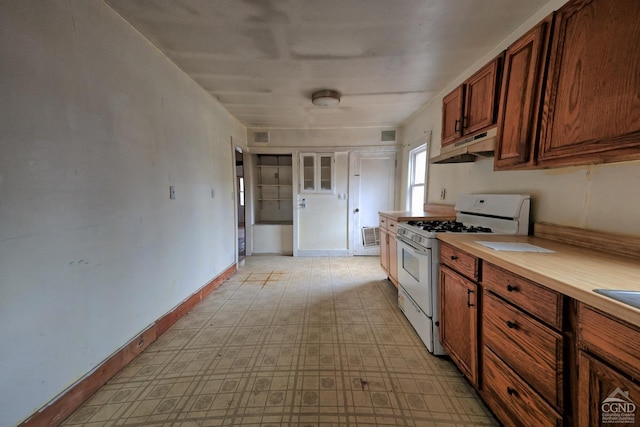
506, 320, 517, 329
506, 284, 517, 292
467, 289, 475, 307
450, 255, 458, 260
507, 387, 517, 396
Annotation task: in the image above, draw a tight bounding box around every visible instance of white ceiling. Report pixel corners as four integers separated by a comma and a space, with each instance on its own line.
105, 0, 550, 129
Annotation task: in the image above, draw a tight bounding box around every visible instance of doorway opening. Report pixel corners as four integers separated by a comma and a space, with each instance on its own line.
349, 151, 397, 256
234, 149, 246, 260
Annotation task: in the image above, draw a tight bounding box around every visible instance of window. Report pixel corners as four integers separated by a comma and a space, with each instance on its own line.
408, 144, 427, 212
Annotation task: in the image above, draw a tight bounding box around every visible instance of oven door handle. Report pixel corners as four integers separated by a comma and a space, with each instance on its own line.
395, 236, 430, 256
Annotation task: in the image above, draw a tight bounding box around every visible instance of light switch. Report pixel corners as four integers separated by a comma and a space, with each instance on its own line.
211, 188, 215, 199
169, 186, 176, 200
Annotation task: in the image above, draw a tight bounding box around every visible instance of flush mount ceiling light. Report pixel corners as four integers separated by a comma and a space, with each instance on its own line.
311, 90, 341, 107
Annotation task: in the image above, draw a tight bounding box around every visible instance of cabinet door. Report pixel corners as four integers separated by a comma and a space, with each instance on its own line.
388, 233, 398, 287
440, 265, 478, 387
578, 351, 640, 426
495, 16, 553, 170
441, 86, 465, 146
318, 153, 334, 192
464, 55, 503, 135
300, 153, 334, 193
301, 153, 316, 192
538, 0, 640, 167
380, 227, 389, 275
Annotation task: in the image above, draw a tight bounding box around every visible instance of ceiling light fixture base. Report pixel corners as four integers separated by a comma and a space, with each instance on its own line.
311, 90, 341, 107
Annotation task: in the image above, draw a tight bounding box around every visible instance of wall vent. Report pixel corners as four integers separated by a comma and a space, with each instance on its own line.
362, 227, 380, 247
254, 131, 270, 143
381, 130, 396, 142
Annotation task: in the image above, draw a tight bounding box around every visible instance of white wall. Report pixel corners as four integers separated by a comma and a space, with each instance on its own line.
247, 128, 401, 255
0, 2, 246, 425
248, 128, 400, 149
401, 0, 640, 236
252, 224, 294, 254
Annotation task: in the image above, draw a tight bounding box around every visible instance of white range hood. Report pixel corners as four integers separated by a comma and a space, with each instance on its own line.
430, 127, 497, 164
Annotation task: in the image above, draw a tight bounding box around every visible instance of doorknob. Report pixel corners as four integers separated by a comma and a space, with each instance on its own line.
354, 208, 360, 213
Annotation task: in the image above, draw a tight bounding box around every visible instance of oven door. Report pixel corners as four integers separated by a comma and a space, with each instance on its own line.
395, 236, 433, 317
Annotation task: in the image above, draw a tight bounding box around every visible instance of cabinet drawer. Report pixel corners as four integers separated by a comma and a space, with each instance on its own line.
578, 304, 640, 379
439, 243, 478, 280
483, 291, 563, 409
379, 216, 388, 230
483, 347, 562, 427
387, 219, 398, 236
483, 263, 562, 329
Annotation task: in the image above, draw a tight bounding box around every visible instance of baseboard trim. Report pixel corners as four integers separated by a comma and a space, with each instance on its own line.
19, 263, 237, 427
156, 263, 237, 336
295, 249, 350, 257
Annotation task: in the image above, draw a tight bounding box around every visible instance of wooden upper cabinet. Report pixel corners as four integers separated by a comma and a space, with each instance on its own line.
495, 15, 553, 170
441, 55, 503, 147
538, 0, 640, 167
442, 86, 465, 146
464, 57, 502, 135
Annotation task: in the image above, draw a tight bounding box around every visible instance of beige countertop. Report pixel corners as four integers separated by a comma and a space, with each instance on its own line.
437, 233, 640, 328
379, 203, 456, 222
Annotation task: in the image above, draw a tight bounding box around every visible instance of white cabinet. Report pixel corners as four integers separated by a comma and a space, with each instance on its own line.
300, 153, 334, 193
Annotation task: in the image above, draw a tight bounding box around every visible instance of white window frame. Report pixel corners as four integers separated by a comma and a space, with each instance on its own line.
408, 144, 428, 211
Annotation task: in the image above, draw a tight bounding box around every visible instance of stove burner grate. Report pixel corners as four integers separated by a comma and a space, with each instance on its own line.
407, 220, 492, 233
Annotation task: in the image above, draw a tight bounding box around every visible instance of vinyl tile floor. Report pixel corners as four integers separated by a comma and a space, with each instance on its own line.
62, 256, 497, 427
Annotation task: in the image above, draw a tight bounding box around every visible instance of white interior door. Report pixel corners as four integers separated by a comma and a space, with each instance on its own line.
349, 151, 396, 255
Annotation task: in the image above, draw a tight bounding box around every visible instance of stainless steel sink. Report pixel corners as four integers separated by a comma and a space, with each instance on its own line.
594, 289, 640, 310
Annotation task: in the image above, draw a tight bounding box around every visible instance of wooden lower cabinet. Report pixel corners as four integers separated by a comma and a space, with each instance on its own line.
439, 265, 479, 387
388, 232, 398, 286
483, 291, 563, 409
483, 262, 563, 329
379, 215, 398, 287
483, 347, 562, 427
577, 304, 640, 427
438, 247, 640, 427
380, 226, 389, 274
440, 242, 479, 280
578, 351, 640, 427
480, 263, 565, 425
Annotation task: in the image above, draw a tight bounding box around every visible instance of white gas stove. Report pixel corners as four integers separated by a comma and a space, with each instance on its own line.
395, 194, 531, 355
